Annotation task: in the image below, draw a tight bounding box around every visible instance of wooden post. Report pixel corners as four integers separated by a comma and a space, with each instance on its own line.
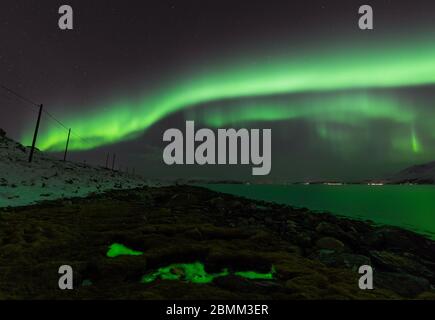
111, 153, 116, 171
63, 128, 71, 161
29, 104, 43, 163
105, 153, 110, 168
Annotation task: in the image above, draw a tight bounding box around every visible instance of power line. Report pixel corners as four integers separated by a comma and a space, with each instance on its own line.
37, 106, 94, 148
71, 130, 93, 146
43, 109, 70, 131
41, 109, 94, 147
0, 84, 39, 108
0, 93, 39, 115
0, 83, 113, 164
0, 83, 93, 143
0, 92, 14, 102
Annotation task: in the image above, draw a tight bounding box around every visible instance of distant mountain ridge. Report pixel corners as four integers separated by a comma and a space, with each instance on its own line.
388, 160, 435, 184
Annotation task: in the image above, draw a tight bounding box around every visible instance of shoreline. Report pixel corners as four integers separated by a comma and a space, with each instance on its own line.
201, 183, 435, 240
1, 185, 434, 299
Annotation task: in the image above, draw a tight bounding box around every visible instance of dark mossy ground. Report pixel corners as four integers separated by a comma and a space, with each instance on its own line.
0, 185, 434, 299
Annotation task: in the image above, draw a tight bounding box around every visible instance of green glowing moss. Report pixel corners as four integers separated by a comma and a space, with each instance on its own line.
23, 34, 435, 153
234, 266, 275, 280
141, 262, 229, 284
140, 262, 275, 284
106, 243, 143, 258
107, 244, 275, 284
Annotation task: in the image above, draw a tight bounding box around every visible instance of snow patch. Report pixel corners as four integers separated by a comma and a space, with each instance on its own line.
0, 134, 149, 207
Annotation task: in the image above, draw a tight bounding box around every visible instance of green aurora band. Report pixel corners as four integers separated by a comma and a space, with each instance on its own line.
195, 93, 415, 127
23, 35, 435, 154
191, 92, 430, 155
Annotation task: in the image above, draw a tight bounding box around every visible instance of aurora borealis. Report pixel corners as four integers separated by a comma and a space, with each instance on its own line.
2, 0, 435, 180
22, 35, 435, 154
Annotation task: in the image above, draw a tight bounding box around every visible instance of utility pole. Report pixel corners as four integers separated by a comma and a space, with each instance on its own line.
29, 104, 43, 163
63, 128, 71, 161
111, 153, 116, 171
105, 152, 110, 169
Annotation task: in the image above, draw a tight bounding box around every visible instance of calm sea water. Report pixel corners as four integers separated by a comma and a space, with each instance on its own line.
204, 184, 435, 239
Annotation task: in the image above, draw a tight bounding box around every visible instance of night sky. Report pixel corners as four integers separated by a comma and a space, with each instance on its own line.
1, 0, 435, 182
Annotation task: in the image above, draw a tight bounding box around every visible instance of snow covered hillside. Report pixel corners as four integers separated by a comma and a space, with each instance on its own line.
0, 130, 149, 207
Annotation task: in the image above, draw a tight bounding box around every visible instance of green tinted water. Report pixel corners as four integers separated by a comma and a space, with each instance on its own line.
204, 184, 435, 239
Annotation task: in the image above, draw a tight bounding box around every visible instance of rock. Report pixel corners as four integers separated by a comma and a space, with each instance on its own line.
229, 200, 243, 209
370, 250, 434, 280
286, 220, 297, 229
214, 275, 259, 292
290, 233, 312, 248
253, 204, 269, 211
315, 237, 345, 252
184, 228, 203, 240
214, 275, 282, 294
62, 200, 73, 206
369, 227, 433, 259
313, 250, 370, 271
285, 273, 329, 299
315, 221, 344, 236
376, 272, 431, 298
316, 221, 359, 247
264, 217, 275, 225
209, 197, 226, 208
416, 291, 435, 300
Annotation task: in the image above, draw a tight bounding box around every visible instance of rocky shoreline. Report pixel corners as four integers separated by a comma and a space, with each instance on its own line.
0, 185, 434, 299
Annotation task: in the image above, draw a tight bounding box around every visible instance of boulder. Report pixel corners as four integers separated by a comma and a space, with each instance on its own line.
316, 237, 345, 252
370, 250, 434, 280
376, 272, 431, 298
313, 250, 370, 271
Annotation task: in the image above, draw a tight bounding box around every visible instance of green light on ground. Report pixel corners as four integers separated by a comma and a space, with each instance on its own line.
107, 244, 275, 283
106, 243, 143, 258
141, 262, 275, 284
141, 262, 229, 284
235, 266, 276, 280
